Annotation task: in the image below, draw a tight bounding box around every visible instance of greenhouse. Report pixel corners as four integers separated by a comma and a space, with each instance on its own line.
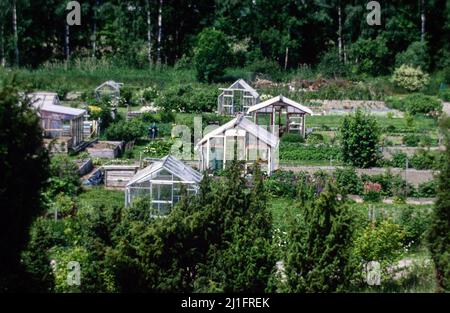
195, 113, 279, 175
95, 80, 123, 99
217, 79, 260, 115
125, 155, 202, 215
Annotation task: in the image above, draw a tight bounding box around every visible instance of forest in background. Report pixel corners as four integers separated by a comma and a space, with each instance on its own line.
0, 0, 449, 78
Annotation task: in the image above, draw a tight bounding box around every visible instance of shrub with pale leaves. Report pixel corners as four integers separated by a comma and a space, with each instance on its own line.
391, 65, 430, 92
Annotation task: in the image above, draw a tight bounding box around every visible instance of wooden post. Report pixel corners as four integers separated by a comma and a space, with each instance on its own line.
286, 112, 290, 133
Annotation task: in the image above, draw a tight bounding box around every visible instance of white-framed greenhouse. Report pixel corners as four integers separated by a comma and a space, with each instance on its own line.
217, 79, 260, 115
195, 113, 279, 175
125, 155, 202, 215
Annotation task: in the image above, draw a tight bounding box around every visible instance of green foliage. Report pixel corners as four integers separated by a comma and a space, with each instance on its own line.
410, 149, 442, 170
305, 133, 324, 145
44, 155, 81, 199
349, 36, 389, 76
141, 139, 174, 158
340, 110, 381, 168
265, 170, 298, 198
403, 134, 421, 147
398, 206, 432, 246
353, 220, 406, 273
395, 41, 430, 71
391, 65, 430, 92
280, 143, 341, 162
416, 180, 437, 198
280, 183, 357, 292
0, 79, 50, 291
335, 167, 362, 195
194, 29, 232, 83
318, 48, 348, 78
281, 133, 304, 143
428, 115, 450, 291
154, 84, 218, 113
105, 118, 146, 142
439, 89, 450, 102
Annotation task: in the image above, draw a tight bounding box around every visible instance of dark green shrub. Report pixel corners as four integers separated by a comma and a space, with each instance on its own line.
398, 205, 432, 246
390, 151, 409, 168
246, 58, 281, 81
416, 180, 437, 197
318, 48, 349, 78
194, 28, 232, 83
403, 134, 421, 147
265, 170, 298, 197
334, 167, 362, 195
105, 118, 146, 142
405, 94, 442, 115
395, 41, 430, 71
306, 133, 324, 144
439, 89, 450, 101
410, 150, 440, 170
281, 133, 305, 143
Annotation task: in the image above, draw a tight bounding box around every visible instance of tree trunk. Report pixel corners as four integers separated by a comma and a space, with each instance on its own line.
65, 23, 70, 62
338, 1, 343, 61
12, 0, 19, 67
147, 0, 153, 67
284, 47, 289, 70
420, 0, 426, 42
1, 24, 5, 67
92, 0, 98, 58
156, 0, 163, 65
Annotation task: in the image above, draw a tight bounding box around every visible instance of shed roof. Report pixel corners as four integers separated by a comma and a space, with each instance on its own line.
127, 155, 202, 186
29, 92, 86, 117
95, 80, 123, 92
247, 95, 313, 115
195, 113, 279, 148
221, 79, 259, 98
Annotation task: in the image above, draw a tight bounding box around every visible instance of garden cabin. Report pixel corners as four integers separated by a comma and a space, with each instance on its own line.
217, 79, 259, 115
95, 80, 123, 99
247, 95, 313, 138
29, 92, 86, 148
195, 113, 279, 175
125, 155, 202, 215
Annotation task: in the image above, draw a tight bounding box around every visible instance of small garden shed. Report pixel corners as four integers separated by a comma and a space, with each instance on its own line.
217, 79, 260, 115
95, 80, 123, 99
195, 113, 279, 175
125, 155, 202, 215
29, 92, 86, 148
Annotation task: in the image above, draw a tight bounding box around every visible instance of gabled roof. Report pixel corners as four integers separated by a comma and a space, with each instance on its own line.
247, 95, 313, 115
95, 80, 123, 92
221, 79, 259, 98
127, 155, 202, 186
195, 114, 279, 148
29, 92, 86, 117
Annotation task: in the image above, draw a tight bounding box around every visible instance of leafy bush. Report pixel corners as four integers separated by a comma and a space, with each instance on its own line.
306, 133, 324, 144
318, 48, 349, 78
362, 182, 382, 202
403, 134, 421, 147
395, 41, 430, 71
398, 206, 432, 246
246, 58, 281, 81
194, 28, 232, 82
154, 84, 217, 113
340, 110, 381, 168
265, 170, 298, 197
349, 36, 389, 76
386, 93, 442, 115
105, 118, 146, 142
281, 133, 304, 143
391, 65, 430, 92
390, 151, 408, 168
334, 167, 362, 195
141, 139, 174, 157
416, 180, 437, 198
353, 219, 406, 271
439, 89, 450, 101
410, 150, 441, 170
